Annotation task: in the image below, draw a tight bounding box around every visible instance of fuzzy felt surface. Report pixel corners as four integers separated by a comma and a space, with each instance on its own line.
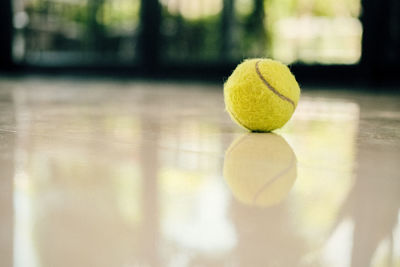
223, 133, 297, 207
224, 58, 301, 132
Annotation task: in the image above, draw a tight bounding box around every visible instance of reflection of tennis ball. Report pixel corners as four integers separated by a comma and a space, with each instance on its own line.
223, 133, 297, 207
224, 58, 301, 132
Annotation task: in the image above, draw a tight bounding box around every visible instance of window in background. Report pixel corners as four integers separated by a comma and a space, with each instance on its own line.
265, 0, 363, 64
232, 0, 363, 64
160, 0, 223, 63
160, 0, 362, 65
12, 0, 141, 65
12, 0, 362, 66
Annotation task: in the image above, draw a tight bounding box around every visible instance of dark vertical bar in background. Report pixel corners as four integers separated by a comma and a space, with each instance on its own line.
221, 0, 234, 61
138, 0, 162, 73
254, 0, 266, 49
244, 0, 266, 56
0, 0, 13, 70
360, 0, 387, 83
360, 0, 400, 84
87, 0, 106, 53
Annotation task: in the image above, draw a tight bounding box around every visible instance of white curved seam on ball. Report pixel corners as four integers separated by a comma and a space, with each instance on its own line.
255, 60, 296, 109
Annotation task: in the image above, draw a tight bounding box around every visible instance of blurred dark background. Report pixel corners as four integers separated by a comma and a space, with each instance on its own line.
0, 0, 399, 85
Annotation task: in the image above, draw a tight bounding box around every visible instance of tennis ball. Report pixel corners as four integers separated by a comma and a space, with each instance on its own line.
224, 58, 301, 132
223, 133, 297, 207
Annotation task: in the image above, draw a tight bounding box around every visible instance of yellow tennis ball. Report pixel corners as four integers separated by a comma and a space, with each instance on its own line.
224, 58, 301, 132
223, 133, 297, 207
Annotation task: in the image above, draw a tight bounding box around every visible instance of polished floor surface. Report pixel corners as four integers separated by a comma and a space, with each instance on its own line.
0, 77, 399, 267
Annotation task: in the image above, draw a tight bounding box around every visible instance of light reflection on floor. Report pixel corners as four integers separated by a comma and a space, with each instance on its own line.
0, 78, 399, 267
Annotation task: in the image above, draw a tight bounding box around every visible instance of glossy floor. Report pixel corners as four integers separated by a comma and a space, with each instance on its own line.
0, 77, 399, 267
